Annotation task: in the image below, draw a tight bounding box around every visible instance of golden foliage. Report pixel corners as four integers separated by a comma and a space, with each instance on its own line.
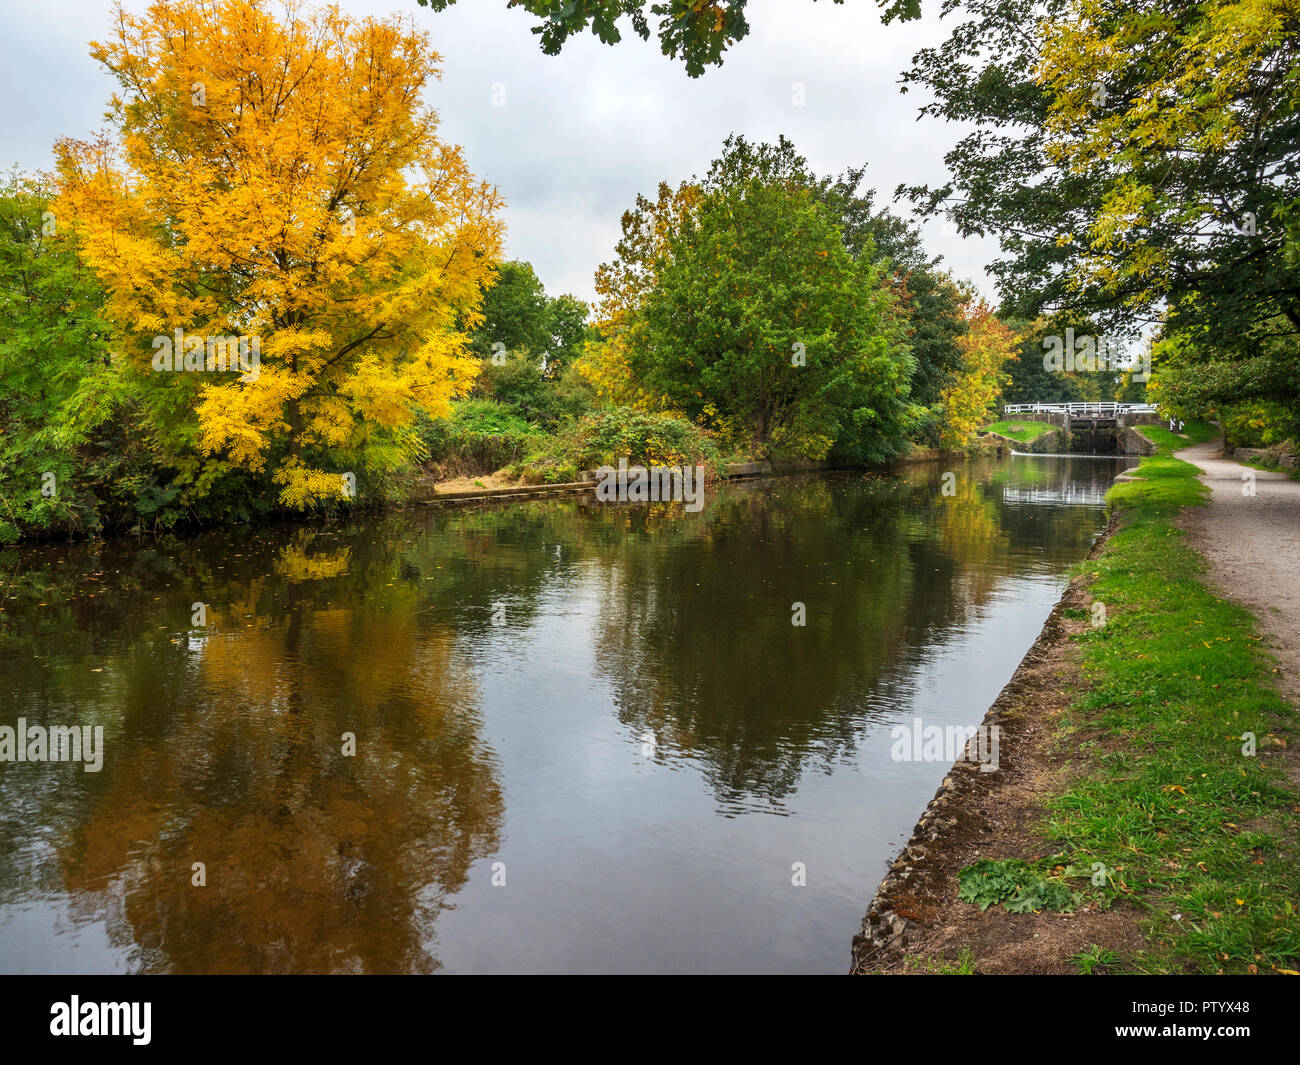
939, 300, 1017, 450
55, 0, 503, 507
1035, 0, 1299, 302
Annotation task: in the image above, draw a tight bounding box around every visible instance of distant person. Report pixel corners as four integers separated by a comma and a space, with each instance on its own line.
1169, 417, 1177, 431
1178, 420, 1184, 432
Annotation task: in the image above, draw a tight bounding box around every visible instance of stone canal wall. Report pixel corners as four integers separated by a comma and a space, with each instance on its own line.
980, 430, 1062, 455
1234, 446, 1298, 471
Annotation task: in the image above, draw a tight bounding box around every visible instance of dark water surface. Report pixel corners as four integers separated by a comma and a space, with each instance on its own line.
0, 454, 1135, 973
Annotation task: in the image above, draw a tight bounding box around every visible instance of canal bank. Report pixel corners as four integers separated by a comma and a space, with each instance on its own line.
412, 453, 934, 506
413, 440, 1009, 507
851, 422, 1300, 975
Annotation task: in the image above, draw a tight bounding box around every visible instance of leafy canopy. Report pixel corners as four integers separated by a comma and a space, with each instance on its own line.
900, 0, 1300, 421
56, 0, 503, 509
465, 260, 593, 425
1035, 0, 1300, 345
0, 174, 140, 541
591, 136, 917, 462
416, 0, 921, 77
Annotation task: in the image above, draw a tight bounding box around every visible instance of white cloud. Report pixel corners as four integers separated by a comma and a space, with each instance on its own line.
0, 0, 1003, 303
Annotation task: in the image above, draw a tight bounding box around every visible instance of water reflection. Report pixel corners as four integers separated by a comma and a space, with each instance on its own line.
999, 451, 1133, 506
0, 454, 1134, 973
0, 530, 504, 973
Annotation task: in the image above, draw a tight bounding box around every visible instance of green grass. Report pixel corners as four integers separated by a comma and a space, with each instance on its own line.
1071, 944, 1121, 975
982, 419, 1057, 445
1041, 418, 1300, 974
904, 948, 977, 975
1143, 420, 1220, 448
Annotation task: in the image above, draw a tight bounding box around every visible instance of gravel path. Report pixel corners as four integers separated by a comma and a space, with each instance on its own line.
1178, 441, 1300, 707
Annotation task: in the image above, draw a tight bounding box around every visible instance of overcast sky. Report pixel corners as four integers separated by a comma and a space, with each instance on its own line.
0, 0, 1001, 306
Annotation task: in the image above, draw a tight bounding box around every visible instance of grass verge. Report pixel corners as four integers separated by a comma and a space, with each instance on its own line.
982, 419, 1057, 445
1043, 420, 1300, 973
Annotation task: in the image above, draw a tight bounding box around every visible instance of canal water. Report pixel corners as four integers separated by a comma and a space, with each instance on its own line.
0, 453, 1135, 973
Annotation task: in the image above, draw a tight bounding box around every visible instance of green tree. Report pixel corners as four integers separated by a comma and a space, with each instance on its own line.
701, 135, 969, 442
1035, 0, 1300, 346
999, 316, 1131, 406
899, 0, 1300, 417
0, 173, 146, 541
1034, 0, 1299, 427
1149, 327, 1299, 436
897, 0, 1111, 327
468, 260, 591, 423
615, 149, 915, 461
468, 260, 552, 362
546, 292, 592, 374
999, 334, 1082, 406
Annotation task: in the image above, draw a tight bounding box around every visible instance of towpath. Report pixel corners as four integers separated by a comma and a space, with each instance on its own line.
1177, 441, 1300, 708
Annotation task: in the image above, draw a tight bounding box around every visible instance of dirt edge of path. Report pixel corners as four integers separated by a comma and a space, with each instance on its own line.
849, 516, 1153, 975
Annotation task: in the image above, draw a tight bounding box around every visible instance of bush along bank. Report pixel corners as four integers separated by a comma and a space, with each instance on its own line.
505, 408, 723, 486
852, 420, 1300, 975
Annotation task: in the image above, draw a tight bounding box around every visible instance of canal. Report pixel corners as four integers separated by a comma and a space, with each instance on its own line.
0, 453, 1135, 973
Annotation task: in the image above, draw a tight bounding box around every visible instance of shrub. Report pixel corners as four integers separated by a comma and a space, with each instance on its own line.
509, 407, 722, 485
417, 400, 543, 480
1221, 400, 1298, 449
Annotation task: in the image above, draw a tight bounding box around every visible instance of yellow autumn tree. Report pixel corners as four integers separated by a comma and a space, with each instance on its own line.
938, 300, 1017, 451
55, 0, 503, 508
